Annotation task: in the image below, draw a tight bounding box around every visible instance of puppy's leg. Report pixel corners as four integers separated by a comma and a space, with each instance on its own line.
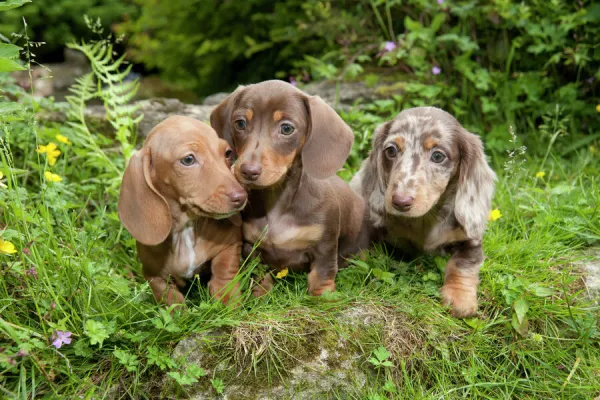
307, 242, 338, 296
252, 273, 274, 297
146, 276, 185, 307
440, 240, 483, 318
209, 242, 242, 305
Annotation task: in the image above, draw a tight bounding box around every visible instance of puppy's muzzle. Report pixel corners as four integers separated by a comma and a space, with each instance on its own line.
240, 162, 262, 182
392, 193, 414, 212
227, 189, 247, 209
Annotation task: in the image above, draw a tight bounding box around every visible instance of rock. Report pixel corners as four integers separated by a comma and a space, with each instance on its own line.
39, 98, 214, 138
202, 92, 230, 106
582, 249, 600, 303
163, 305, 423, 400
301, 80, 382, 109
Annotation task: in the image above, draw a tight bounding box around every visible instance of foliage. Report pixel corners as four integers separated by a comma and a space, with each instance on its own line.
0, 0, 137, 60
122, 0, 598, 153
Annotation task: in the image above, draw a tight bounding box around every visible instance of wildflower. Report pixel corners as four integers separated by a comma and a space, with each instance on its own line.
437, 0, 445, 3
275, 268, 289, 279
0, 238, 17, 254
55, 134, 71, 145
37, 142, 61, 166
432, 66, 441, 75
44, 171, 62, 182
596, 104, 600, 113
535, 171, 545, 178
289, 77, 297, 87
488, 209, 502, 221
51, 330, 72, 349
383, 41, 397, 52
26, 266, 38, 279
0, 171, 6, 188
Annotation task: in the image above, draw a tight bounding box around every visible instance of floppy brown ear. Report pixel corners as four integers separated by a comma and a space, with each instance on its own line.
210, 86, 246, 148
454, 128, 497, 239
302, 95, 354, 179
118, 148, 171, 246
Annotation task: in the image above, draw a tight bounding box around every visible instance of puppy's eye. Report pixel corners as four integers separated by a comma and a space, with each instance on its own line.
234, 120, 246, 130
225, 149, 234, 160
180, 155, 196, 166
430, 151, 446, 163
280, 123, 295, 136
384, 144, 398, 159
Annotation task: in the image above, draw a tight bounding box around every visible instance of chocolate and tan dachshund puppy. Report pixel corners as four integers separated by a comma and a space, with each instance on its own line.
211, 80, 366, 296
118, 116, 247, 306
351, 107, 496, 317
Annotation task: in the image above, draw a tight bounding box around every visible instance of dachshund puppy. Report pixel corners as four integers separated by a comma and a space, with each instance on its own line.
118, 116, 247, 306
210, 80, 365, 296
351, 107, 496, 317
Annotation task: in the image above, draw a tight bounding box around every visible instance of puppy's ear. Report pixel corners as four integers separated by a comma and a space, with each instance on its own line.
454, 128, 497, 239
210, 86, 246, 148
303, 95, 354, 179
118, 148, 171, 246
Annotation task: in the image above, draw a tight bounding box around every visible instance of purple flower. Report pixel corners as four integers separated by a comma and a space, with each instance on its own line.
26, 266, 37, 279
437, 0, 445, 4
432, 66, 442, 75
289, 77, 297, 87
51, 330, 72, 349
383, 41, 397, 52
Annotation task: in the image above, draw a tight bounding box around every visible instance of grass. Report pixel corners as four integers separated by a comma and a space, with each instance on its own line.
1, 59, 600, 399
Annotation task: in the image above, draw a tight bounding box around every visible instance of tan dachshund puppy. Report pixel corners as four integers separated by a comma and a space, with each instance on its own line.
351, 107, 496, 317
210, 80, 366, 296
118, 116, 247, 306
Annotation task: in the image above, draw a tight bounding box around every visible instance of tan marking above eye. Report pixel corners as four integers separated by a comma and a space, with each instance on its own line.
393, 136, 405, 152
245, 109, 254, 121
273, 111, 284, 122
424, 136, 438, 150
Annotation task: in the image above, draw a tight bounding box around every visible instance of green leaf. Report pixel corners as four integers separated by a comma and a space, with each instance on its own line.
373, 268, 395, 283
513, 297, 529, 325
168, 371, 198, 386
0, 102, 25, 116
113, 348, 139, 372
0, 0, 31, 12
84, 320, 111, 347
373, 346, 391, 362
430, 13, 446, 33
0, 57, 25, 72
529, 284, 554, 297
0, 44, 21, 59
210, 377, 224, 394
147, 346, 176, 370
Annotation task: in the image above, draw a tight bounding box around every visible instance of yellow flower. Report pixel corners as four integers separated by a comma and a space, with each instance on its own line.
0, 238, 17, 254
0, 171, 5, 188
535, 171, 545, 178
596, 104, 600, 113
37, 142, 61, 166
590, 145, 598, 155
275, 268, 289, 279
44, 171, 63, 182
488, 209, 502, 221
55, 134, 71, 145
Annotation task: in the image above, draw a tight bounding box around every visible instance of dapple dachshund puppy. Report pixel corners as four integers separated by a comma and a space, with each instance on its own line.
118, 116, 247, 306
351, 107, 496, 317
210, 80, 365, 296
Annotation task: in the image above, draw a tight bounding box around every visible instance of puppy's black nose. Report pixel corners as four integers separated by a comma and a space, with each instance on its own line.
227, 189, 247, 208
392, 194, 414, 211
240, 163, 262, 181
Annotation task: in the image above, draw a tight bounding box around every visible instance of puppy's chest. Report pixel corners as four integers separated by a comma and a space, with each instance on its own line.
243, 216, 324, 253
385, 218, 467, 253
168, 227, 215, 278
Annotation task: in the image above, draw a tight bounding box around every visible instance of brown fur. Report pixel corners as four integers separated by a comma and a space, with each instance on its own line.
118, 116, 247, 307
210, 80, 368, 296
351, 107, 496, 317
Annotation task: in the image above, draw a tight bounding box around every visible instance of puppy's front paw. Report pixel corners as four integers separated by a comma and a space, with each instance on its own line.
440, 284, 478, 318
251, 274, 274, 297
